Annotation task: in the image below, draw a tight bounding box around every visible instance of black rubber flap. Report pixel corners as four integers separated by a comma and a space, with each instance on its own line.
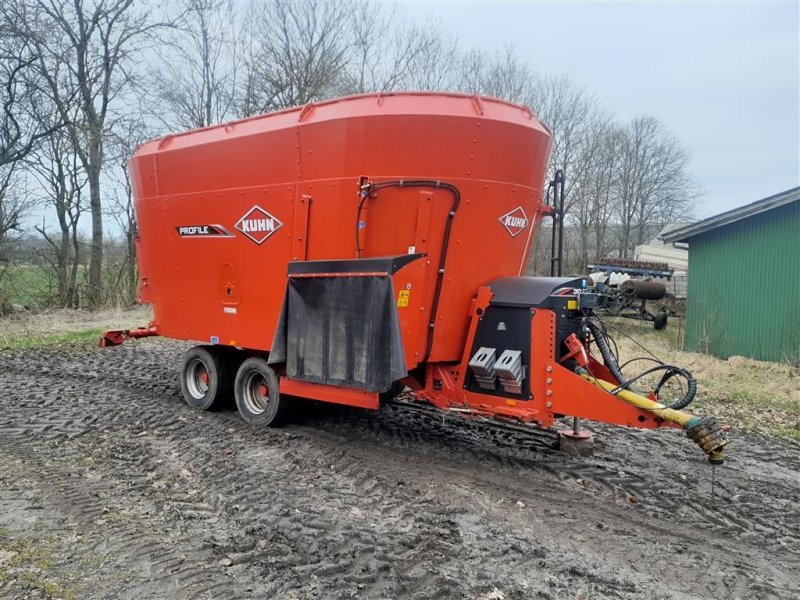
269, 275, 406, 393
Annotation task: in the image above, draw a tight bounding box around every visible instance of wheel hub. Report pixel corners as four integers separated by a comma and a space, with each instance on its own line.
242, 371, 270, 415
185, 358, 210, 399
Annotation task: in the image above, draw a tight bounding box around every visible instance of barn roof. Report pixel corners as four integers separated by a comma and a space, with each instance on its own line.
661, 186, 800, 244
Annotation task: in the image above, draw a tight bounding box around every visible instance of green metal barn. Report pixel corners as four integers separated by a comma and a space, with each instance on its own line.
662, 187, 800, 363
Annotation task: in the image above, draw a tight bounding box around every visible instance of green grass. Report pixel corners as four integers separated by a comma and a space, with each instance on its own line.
3, 538, 55, 570
79, 551, 107, 568
0, 265, 54, 307
0, 305, 151, 351
22, 570, 74, 599
773, 427, 800, 443
1, 533, 79, 598
0, 327, 105, 350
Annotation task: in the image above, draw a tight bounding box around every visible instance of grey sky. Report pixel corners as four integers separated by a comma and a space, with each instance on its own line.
404, 1, 800, 217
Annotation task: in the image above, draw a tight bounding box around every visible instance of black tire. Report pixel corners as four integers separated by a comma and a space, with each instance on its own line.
653, 309, 668, 331
179, 346, 235, 410
380, 380, 406, 402
234, 357, 288, 426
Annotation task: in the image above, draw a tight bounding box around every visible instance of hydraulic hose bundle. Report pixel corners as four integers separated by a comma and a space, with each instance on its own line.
581, 319, 727, 464
584, 319, 697, 410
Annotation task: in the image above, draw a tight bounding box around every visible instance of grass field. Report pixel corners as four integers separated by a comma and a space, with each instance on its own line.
0, 265, 55, 307
0, 306, 151, 350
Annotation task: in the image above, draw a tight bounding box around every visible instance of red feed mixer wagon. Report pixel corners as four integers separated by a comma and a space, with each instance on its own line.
103, 92, 727, 463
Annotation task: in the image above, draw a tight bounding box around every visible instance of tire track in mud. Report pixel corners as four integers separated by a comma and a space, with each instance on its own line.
0, 432, 250, 600
1, 340, 800, 599
1, 346, 489, 598
3, 344, 799, 543
296, 396, 800, 564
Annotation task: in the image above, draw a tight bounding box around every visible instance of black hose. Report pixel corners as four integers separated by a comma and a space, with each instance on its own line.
611, 365, 697, 410
584, 319, 696, 410
356, 179, 461, 362
619, 356, 662, 370
586, 320, 625, 383
606, 330, 620, 364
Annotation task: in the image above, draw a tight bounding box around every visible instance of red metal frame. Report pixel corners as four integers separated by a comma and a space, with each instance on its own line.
411, 286, 679, 430
279, 377, 379, 410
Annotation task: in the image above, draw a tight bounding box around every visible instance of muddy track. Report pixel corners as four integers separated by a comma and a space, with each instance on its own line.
1, 339, 799, 599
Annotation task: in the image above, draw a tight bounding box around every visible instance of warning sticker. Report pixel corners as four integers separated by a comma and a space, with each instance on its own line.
397, 289, 410, 308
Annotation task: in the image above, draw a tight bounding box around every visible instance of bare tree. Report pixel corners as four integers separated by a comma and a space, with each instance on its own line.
105, 115, 151, 304
5, 0, 168, 306
404, 33, 460, 92
569, 117, 621, 269
518, 75, 600, 273
338, 1, 399, 94
0, 165, 33, 309
29, 121, 86, 307
453, 47, 535, 104
0, 166, 29, 262
339, 4, 454, 95
107, 164, 136, 304
530, 75, 600, 210
0, 10, 61, 167
152, 0, 238, 130
614, 116, 697, 257
239, 0, 354, 115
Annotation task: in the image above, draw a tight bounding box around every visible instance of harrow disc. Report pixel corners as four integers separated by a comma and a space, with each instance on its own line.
621, 279, 668, 300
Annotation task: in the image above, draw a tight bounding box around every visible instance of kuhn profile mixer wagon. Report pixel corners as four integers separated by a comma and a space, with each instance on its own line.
103, 92, 727, 463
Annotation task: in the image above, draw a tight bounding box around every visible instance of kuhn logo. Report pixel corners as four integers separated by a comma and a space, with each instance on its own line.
234, 205, 284, 245
499, 207, 529, 237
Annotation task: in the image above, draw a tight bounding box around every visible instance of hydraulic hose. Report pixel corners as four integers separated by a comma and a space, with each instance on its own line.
356, 179, 461, 362
613, 365, 697, 410
585, 319, 696, 410
585, 320, 625, 382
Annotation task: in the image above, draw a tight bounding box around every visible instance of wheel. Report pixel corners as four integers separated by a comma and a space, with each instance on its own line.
653, 309, 668, 330
379, 380, 406, 402
180, 346, 235, 410
234, 357, 288, 426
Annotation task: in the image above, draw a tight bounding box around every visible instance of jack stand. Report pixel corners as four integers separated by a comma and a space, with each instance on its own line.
558, 417, 594, 457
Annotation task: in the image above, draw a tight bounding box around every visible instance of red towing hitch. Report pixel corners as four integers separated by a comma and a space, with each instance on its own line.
99, 326, 159, 348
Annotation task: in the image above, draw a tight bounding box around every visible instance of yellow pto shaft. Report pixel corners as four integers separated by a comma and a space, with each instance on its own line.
577, 369, 729, 464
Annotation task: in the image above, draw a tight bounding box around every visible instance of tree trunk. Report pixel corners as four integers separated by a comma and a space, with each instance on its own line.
57, 230, 69, 304
69, 227, 80, 307
87, 150, 103, 307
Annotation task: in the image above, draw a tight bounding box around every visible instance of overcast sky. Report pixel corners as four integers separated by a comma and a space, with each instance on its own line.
404, 1, 800, 217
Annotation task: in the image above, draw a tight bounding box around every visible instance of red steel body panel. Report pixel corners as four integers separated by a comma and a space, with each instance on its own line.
130, 92, 552, 367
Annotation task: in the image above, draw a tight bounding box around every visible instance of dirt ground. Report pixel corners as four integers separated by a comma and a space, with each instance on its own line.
1, 337, 799, 599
